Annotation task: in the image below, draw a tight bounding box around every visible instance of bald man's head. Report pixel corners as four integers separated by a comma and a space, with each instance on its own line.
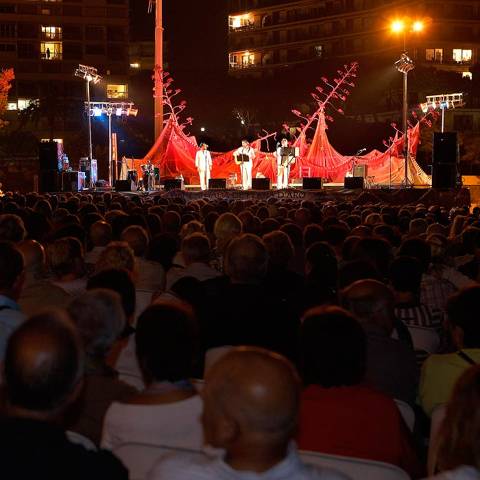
89, 220, 112, 248
18, 239, 46, 275
202, 347, 300, 449
4, 310, 84, 416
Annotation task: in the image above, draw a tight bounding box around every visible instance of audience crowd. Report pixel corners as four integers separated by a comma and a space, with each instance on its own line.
0, 189, 479, 479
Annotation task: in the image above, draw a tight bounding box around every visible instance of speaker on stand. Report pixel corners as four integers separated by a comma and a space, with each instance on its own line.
432, 132, 458, 189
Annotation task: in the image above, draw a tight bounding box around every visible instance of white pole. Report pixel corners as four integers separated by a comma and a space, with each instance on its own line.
154, 0, 163, 140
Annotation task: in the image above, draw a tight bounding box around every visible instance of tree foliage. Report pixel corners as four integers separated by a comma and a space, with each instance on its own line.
0, 69, 14, 129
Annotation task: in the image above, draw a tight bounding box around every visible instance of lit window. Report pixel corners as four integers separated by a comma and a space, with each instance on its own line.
463, 71, 473, 80
7, 102, 17, 110
41, 26, 62, 40
107, 84, 128, 99
41, 41, 62, 60
314, 45, 324, 58
17, 98, 37, 110
229, 53, 238, 67
241, 51, 255, 67
130, 62, 140, 69
425, 48, 443, 62
229, 14, 253, 30
453, 49, 472, 63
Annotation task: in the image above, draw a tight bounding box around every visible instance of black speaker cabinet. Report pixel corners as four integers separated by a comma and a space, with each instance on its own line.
433, 132, 458, 165
303, 177, 323, 190
432, 163, 457, 189
344, 177, 364, 189
353, 164, 368, 178
39, 141, 59, 171
39, 171, 60, 193
252, 178, 271, 190
115, 180, 131, 192
62, 171, 85, 192
208, 178, 226, 189
164, 178, 183, 191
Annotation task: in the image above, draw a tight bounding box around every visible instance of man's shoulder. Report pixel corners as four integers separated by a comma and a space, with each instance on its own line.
148, 452, 213, 480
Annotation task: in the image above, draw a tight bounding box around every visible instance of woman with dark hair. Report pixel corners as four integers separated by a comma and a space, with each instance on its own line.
429, 365, 480, 479
297, 306, 422, 477
101, 301, 203, 452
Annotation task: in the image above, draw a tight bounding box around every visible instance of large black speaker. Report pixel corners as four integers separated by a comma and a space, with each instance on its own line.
39, 171, 60, 193
208, 178, 226, 189
303, 177, 323, 190
39, 141, 59, 171
432, 164, 457, 189
62, 171, 86, 192
433, 132, 457, 165
164, 178, 183, 191
115, 180, 131, 192
344, 177, 364, 189
252, 178, 271, 190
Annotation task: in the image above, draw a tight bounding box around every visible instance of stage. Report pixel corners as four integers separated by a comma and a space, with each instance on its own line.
110, 185, 471, 209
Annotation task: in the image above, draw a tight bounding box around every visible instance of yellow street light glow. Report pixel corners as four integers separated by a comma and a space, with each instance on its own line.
412, 20, 424, 32
391, 20, 405, 33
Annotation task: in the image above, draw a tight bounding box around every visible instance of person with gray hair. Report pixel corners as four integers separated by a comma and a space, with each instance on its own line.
85, 221, 112, 268
66, 289, 136, 445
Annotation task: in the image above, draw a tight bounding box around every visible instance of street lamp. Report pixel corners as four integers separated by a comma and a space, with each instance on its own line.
74, 64, 102, 179
390, 19, 426, 187
86, 101, 138, 186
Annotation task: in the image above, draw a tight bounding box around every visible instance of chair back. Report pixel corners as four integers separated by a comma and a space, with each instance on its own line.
113, 443, 203, 480
427, 404, 447, 475
299, 450, 410, 480
407, 326, 440, 353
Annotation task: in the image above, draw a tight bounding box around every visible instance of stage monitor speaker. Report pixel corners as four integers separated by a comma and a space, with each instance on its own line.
39, 141, 59, 171
433, 132, 458, 165
353, 164, 368, 178
303, 177, 323, 190
252, 178, 271, 190
344, 177, 364, 189
432, 163, 457, 189
164, 178, 183, 191
115, 180, 131, 192
208, 178, 226, 189
39, 171, 60, 193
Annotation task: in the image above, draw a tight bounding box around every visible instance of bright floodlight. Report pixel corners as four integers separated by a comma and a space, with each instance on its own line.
391, 20, 405, 33
412, 20, 424, 32
395, 53, 415, 74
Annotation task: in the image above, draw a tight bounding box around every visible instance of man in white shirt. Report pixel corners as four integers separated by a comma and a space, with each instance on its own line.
195, 143, 213, 191
148, 347, 349, 480
275, 138, 297, 190
233, 139, 255, 190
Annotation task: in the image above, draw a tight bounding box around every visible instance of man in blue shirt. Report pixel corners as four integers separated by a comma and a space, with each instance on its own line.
0, 241, 26, 360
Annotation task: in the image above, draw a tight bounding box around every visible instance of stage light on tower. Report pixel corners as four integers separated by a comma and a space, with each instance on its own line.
412, 20, 424, 32
390, 20, 405, 33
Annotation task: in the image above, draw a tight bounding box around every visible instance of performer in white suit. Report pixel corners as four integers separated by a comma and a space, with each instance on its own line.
195, 143, 212, 191
275, 138, 297, 189
233, 139, 255, 190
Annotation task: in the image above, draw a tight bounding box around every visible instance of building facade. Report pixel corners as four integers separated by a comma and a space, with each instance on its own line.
227, 0, 480, 78
0, 0, 130, 138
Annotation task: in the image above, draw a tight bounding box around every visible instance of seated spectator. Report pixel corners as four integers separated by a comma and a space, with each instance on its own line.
149, 347, 348, 480
212, 212, 243, 272
95, 241, 136, 276
297, 306, 422, 477
17, 239, 71, 316
341, 279, 417, 404
47, 237, 87, 297
166, 233, 220, 290
0, 241, 25, 361
0, 213, 26, 243
66, 289, 136, 445
85, 221, 112, 268
429, 365, 480, 479
420, 286, 480, 416
1, 310, 128, 479
101, 302, 203, 451
121, 225, 165, 292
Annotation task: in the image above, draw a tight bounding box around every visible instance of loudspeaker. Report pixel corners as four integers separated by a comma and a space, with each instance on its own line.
164, 178, 183, 191
353, 164, 368, 178
115, 180, 131, 192
62, 171, 86, 192
208, 178, 226, 189
39, 171, 60, 193
433, 132, 458, 165
344, 177, 364, 189
432, 163, 457, 189
39, 141, 59, 171
252, 178, 271, 190
303, 177, 323, 190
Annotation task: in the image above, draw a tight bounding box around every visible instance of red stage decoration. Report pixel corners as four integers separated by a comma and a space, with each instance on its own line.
140, 67, 433, 187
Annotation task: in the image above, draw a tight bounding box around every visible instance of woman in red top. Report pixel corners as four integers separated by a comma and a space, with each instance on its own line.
297, 306, 423, 478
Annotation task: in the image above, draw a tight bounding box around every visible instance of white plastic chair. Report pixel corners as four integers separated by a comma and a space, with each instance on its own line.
113, 443, 204, 480
394, 399, 415, 432
407, 326, 440, 354
299, 450, 410, 480
427, 404, 447, 475
66, 430, 97, 451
